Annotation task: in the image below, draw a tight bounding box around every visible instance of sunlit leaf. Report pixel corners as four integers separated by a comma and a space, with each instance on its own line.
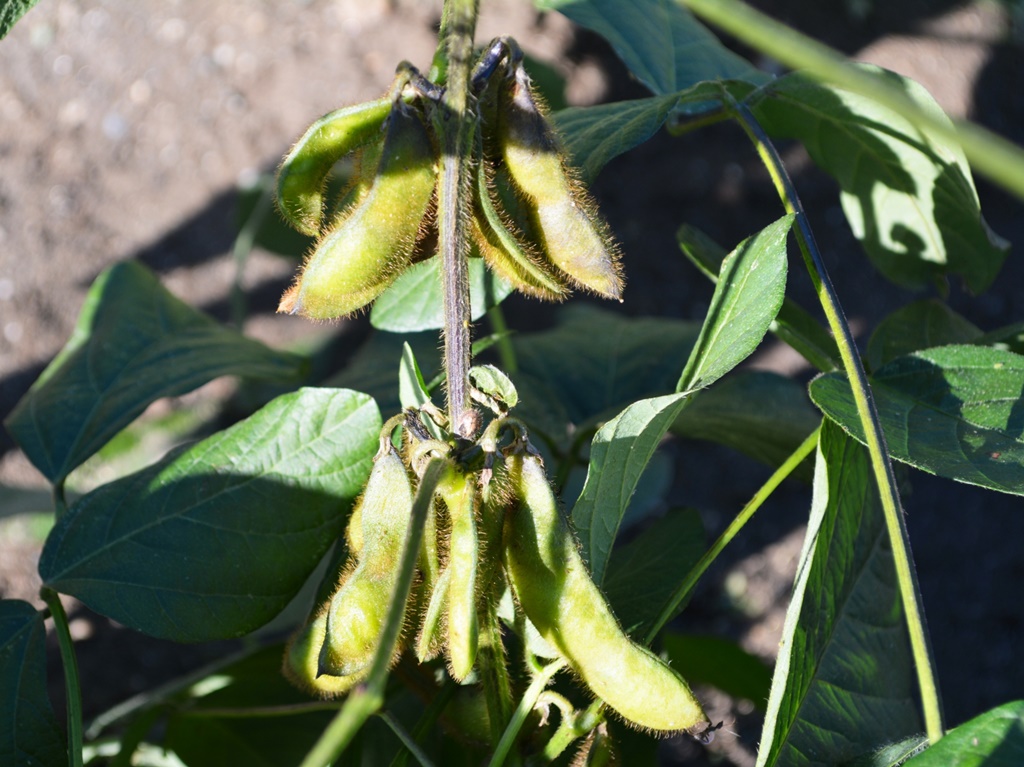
903, 700, 1024, 766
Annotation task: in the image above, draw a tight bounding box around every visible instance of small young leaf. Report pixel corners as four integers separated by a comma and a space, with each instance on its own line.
902, 700, 1024, 766
468, 364, 518, 410
399, 342, 434, 413
39, 388, 381, 642
570, 392, 689, 584
535, 0, 763, 98
756, 421, 921, 767
369, 256, 512, 333
663, 633, 773, 711
810, 345, 1024, 496
750, 69, 1009, 292
0, 0, 40, 39
677, 215, 793, 393
4, 261, 305, 484
867, 300, 982, 371
0, 600, 66, 767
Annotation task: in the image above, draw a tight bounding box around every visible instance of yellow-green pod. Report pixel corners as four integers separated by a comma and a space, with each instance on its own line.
320, 448, 413, 677
436, 465, 480, 682
282, 610, 363, 698
502, 453, 709, 735
279, 102, 438, 319
497, 67, 622, 300
276, 97, 392, 236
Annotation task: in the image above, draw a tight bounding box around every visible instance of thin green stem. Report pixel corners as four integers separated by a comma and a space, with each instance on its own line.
378, 711, 437, 767
436, 0, 480, 436
41, 588, 84, 767
299, 458, 447, 767
488, 659, 565, 767
680, 0, 1024, 202
541, 698, 603, 762
486, 304, 517, 373
731, 101, 944, 743
645, 424, 820, 645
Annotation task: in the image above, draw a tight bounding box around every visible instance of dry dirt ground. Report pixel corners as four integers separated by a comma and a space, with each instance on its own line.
1, 1, 1023, 765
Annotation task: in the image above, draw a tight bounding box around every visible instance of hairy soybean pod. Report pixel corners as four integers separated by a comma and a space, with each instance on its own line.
283, 610, 364, 698
502, 453, 709, 735
276, 97, 392, 236
279, 102, 438, 319
320, 448, 413, 677
497, 66, 622, 300
437, 465, 480, 681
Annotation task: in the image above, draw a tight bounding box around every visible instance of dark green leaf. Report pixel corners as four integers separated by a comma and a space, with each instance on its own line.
678, 223, 839, 371
757, 421, 921, 767
0, 0, 39, 39
166, 711, 338, 767
663, 633, 773, 711
535, 0, 762, 97
868, 300, 982, 371
0, 600, 66, 767
571, 393, 689, 584
370, 256, 512, 333
979, 321, 1024, 357
673, 370, 820, 477
809, 345, 1024, 496
39, 388, 380, 642
603, 509, 704, 635
903, 701, 1024, 766
4, 261, 305, 484
750, 69, 1009, 292
677, 215, 792, 393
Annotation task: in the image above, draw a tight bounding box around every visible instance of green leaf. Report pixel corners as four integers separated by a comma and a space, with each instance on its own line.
809, 345, 1024, 496
979, 321, 1024, 357
663, 633, 773, 711
39, 388, 381, 642
903, 701, 1024, 766
535, 0, 761, 97
750, 69, 1009, 292
571, 393, 689, 584
0, 0, 39, 39
846, 736, 929, 767
4, 261, 305, 484
756, 420, 921, 767
369, 256, 512, 333
672, 370, 820, 477
603, 509, 704, 636
677, 215, 792, 393
166, 711, 338, 767
867, 300, 983, 371
468, 364, 518, 411
0, 600, 66, 767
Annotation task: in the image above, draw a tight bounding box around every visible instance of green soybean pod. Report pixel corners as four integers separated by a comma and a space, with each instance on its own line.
283, 606, 364, 698
276, 97, 392, 236
502, 453, 709, 735
319, 447, 413, 677
497, 66, 622, 300
278, 101, 438, 319
436, 464, 480, 682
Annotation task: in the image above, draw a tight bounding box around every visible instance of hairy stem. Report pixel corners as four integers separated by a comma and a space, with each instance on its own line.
732, 101, 944, 743
42, 588, 84, 767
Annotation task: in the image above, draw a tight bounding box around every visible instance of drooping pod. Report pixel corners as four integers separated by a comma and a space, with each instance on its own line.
275, 97, 392, 236
496, 64, 623, 300
502, 452, 709, 735
319, 447, 414, 678
279, 100, 439, 319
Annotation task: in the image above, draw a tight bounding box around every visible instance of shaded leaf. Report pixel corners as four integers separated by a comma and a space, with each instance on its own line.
571, 393, 689, 584
603, 509, 704, 636
663, 633, 773, 711
370, 256, 512, 333
0, 600, 66, 767
535, 0, 762, 98
4, 261, 305, 484
756, 420, 921, 767
0, 0, 39, 39
750, 69, 1008, 292
673, 370, 819, 477
39, 389, 380, 642
237, 174, 314, 258
677, 215, 792, 393
809, 345, 1024, 496
903, 700, 1024, 766
166, 711, 337, 767
979, 321, 1024, 357
868, 300, 982, 371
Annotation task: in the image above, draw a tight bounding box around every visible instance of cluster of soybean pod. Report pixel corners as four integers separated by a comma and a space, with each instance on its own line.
274, 35, 715, 753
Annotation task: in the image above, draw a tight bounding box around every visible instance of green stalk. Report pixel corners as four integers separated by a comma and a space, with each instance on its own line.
731, 101, 944, 743
486, 304, 518, 373
299, 458, 447, 767
645, 425, 820, 645
488, 659, 565, 767
436, 0, 480, 436
680, 0, 1024, 202
41, 588, 84, 767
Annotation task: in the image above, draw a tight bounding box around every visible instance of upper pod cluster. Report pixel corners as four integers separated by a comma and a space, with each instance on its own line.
274, 42, 622, 321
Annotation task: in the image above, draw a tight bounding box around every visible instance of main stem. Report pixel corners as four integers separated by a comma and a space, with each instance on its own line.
732, 101, 944, 743
437, 0, 479, 436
